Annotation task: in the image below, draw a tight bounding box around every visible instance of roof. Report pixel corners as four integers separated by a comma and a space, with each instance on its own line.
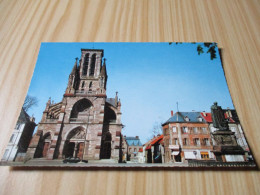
163, 112, 206, 124
125, 137, 142, 146
201, 111, 237, 123
106, 98, 116, 107
145, 135, 163, 150
17, 108, 31, 123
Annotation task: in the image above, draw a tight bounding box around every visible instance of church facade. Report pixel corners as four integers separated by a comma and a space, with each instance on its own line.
26, 49, 123, 161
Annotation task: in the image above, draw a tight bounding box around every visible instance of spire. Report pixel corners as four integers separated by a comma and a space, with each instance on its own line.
115, 91, 118, 106
100, 58, 107, 77
70, 57, 78, 75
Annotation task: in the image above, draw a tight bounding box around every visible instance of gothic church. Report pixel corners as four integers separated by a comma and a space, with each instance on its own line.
27, 49, 123, 161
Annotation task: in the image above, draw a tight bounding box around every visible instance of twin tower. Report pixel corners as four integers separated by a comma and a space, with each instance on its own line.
27, 49, 123, 161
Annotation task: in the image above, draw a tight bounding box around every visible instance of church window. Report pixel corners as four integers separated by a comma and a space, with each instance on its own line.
81, 81, 85, 88
70, 99, 92, 119
90, 54, 96, 76
83, 54, 89, 75
89, 81, 92, 90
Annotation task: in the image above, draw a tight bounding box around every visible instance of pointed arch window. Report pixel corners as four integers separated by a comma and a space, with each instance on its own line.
83, 54, 89, 75
89, 81, 92, 91
90, 54, 96, 76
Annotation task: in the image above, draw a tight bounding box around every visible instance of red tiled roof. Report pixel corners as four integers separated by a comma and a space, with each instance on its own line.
200, 112, 235, 123
200, 112, 212, 122
138, 148, 143, 152
145, 135, 163, 150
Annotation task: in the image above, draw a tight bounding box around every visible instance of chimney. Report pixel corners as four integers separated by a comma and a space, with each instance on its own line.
171, 110, 173, 117
135, 136, 139, 139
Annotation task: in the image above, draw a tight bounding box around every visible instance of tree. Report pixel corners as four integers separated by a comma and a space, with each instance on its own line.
146, 122, 163, 141
23, 95, 38, 112
169, 42, 218, 60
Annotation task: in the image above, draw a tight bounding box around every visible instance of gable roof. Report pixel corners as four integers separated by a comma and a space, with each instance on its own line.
145, 135, 163, 150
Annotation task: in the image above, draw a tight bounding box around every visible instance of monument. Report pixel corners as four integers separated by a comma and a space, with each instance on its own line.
211, 102, 245, 162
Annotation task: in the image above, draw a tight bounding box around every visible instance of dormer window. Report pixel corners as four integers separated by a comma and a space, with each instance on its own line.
184, 116, 190, 122
198, 116, 203, 122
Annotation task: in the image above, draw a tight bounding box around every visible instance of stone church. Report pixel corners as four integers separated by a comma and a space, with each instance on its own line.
27, 49, 123, 161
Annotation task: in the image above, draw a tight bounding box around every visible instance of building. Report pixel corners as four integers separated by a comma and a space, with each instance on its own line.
162, 112, 214, 163
144, 135, 164, 163
2, 108, 36, 162
201, 108, 250, 162
125, 136, 142, 161
26, 49, 123, 161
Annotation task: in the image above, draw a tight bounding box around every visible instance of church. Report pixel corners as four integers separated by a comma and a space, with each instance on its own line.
26, 49, 123, 161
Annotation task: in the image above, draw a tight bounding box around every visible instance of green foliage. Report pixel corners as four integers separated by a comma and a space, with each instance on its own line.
169, 42, 217, 60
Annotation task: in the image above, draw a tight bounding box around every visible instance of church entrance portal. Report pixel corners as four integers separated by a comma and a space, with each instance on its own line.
63, 127, 86, 160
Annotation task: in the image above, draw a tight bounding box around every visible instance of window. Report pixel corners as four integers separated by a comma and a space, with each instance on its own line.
202, 127, 207, 134
172, 127, 177, 133
90, 54, 96, 76
83, 54, 89, 75
9, 134, 15, 143
204, 138, 210, 146
193, 127, 198, 134
134, 148, 137, 152
15, 123, 21, 130
129, 148, 131, 152
89, 81, 92, 91
182, 127, 188, 134
198, 117, 203, 122
174, 138, 178, 145
3, 149, 9, 159
231, 127, 236, 132
183, 138, 188, 146
184, 116, 190, 122
194, 138, 200, 146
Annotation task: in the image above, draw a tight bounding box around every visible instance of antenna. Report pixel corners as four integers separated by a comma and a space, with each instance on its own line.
176, 102, 179, 121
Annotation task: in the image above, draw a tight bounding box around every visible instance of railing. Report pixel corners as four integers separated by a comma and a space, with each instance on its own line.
45, 118, 58, 123
188, 160, 256, 167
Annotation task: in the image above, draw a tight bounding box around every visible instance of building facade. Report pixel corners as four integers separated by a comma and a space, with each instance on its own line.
2, 109, 36, 162
26, 49, 123, 161
125, 136, 143, 161
162, 112, 214, 163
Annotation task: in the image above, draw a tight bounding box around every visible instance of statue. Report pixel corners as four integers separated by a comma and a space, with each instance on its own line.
211, 102, 229, 131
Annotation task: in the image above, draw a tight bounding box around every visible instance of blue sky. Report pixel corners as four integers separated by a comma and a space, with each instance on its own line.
26, 43, 234, 143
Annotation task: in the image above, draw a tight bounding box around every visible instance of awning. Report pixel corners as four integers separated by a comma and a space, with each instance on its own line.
184, 151, 196, 159
169, 145, 179, 150
171, 151, 180, 155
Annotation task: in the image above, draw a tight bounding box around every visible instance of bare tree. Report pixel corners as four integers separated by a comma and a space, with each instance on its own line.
23, 95, 38, 112
146, 122, 163, 142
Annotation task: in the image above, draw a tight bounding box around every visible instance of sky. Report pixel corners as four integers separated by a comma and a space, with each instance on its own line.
26, 42, 234, 143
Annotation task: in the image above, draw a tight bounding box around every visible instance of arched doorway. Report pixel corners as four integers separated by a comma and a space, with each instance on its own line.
63, 127, 86, 160
42, 133, 51, 158
100, 132, 112, 159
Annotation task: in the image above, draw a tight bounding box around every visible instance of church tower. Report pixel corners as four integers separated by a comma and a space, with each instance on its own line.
27, 49, 122, 162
